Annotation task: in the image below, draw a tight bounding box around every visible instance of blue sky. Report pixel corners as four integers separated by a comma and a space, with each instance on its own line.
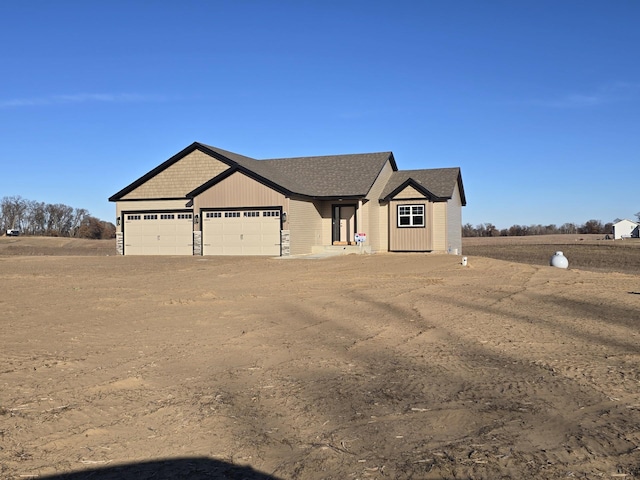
1, 1, 638, 229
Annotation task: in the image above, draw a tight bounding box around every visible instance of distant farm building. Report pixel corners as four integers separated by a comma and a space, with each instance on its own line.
612, 219, 640, 239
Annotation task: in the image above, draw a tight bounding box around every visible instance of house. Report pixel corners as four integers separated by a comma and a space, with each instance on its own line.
109, 142, 466, 256
612, 219, 640, 240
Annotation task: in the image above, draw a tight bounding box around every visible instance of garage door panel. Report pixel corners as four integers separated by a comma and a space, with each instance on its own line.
124, 212, 193, 255
158, 225, 181, 235
202, 210, 280, 256
243, 223, 262, 234
224, 224, 243, 234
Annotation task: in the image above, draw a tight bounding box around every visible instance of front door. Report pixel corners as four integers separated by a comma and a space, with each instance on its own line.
332, 205, 356, 244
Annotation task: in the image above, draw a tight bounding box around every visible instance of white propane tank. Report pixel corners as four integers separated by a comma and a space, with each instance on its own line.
550, 251, 568, 269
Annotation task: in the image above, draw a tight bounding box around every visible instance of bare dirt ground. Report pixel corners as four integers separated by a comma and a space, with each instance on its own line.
463, 234, 640, 275
1, 237, 640, 479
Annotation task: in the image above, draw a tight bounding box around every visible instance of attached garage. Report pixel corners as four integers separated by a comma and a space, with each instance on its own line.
110, 142, 466, 256
202, 209, 281, 256
123, 212, 193, 255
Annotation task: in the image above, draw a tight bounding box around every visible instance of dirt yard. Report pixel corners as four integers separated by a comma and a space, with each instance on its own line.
1, 237, 640, 479
463, 234, 640, 275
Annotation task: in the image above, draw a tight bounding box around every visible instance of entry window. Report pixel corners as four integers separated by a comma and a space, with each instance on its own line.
244, 211, 260, 217
263, 211, 280, 217
205, 212, 221, 218
143, 214, 158, 220
224, 212, 240, 218
397, 205, 425, 227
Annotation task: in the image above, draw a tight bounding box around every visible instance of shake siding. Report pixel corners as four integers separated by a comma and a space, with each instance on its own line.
393, 185, 423, 200
193, 171, 286, 209
366, 161, 394, 252
432, 202, 447, 252
122, 150, 230, 200
289, 199, 323, 255
446, 182, 463, 253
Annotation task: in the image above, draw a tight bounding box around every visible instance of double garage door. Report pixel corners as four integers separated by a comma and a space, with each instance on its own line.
202, 209, 281, 256
123, 212, 194, 255
123, 209, 281, 256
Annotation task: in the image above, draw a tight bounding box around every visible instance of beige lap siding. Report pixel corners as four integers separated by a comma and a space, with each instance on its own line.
446, 182, 463, 254
364, 160, 394, 252
431, 202, 447, 252
288, 198, 323, 255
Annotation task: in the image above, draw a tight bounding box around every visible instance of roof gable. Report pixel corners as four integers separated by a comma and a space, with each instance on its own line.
109, 143, 463, 206
111, 143, 398, 201
381, 168, 466, 205
613, 219, 639, 226
109, 143, 238, 201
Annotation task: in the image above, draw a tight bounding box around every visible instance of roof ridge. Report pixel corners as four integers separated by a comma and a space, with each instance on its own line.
261, 151, 392, 161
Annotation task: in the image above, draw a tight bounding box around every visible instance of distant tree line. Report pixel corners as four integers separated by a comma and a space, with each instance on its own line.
1, 195, 115, 239
463, 219, 616, 238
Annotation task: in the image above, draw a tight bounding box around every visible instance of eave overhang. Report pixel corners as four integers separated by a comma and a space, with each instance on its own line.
380, 178, 443, 203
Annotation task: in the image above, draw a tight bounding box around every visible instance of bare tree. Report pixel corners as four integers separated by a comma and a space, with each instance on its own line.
44, 203, 74, 236
71, 208, 89, 237
462, 223, 477, 237
76, 216, 116, 239
559, 223, 577, 234
579, 219, 605, 234
28, 201, 48, 235
1, 196, 28, 232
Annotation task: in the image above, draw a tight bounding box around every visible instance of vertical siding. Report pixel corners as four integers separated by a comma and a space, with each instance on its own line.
365, 161, 394, 252
389, 199, 430, 251
122, 150, 230, 199
289, 198, 323, 255
447, 182, 463, 253
193, 172, 286, 208
432, 202, 447, 252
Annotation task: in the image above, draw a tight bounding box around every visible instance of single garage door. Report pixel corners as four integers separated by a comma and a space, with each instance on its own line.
124, 212, 193, 255
202, 209, 281, 256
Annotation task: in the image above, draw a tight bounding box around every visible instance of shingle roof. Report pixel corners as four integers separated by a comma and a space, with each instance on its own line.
200, 144, 396, 197
260, 152, 394, 197
381, 168, 466, 205
110, 142, 464, 205
198, 143, 307, 194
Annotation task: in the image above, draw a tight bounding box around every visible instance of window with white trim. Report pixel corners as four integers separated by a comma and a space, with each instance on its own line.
243, 211, 260, 217
224, 212, 240, 218
397, 205, 425, 227
263, 211, 280, 217
205, 212, 221, 218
